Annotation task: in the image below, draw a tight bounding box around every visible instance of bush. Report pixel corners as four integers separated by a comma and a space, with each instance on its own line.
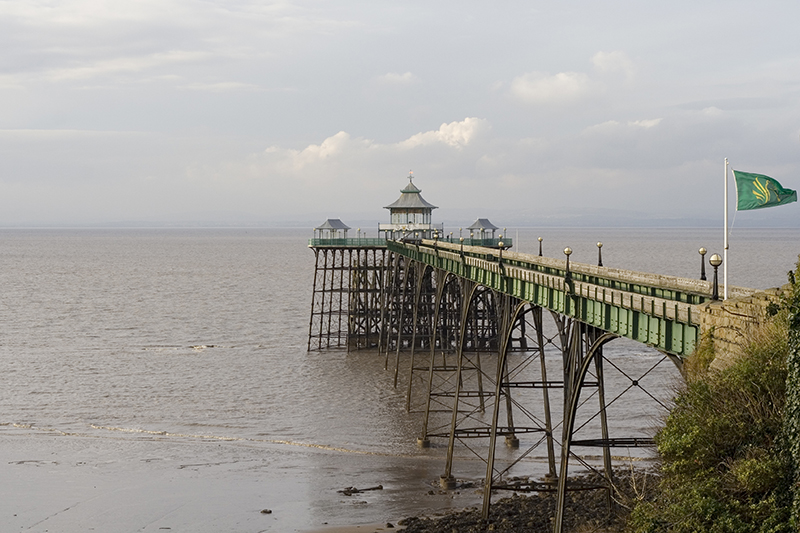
627, 296, 794, 533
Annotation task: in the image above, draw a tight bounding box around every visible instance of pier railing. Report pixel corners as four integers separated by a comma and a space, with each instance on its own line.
385, 238, 751, 357
308, 237, 513, 248
308, 238, 388, 247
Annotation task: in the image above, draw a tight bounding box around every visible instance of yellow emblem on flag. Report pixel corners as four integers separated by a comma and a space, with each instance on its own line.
752, 177, 771, 204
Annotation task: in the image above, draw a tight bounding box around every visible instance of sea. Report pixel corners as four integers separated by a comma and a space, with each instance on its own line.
0, 227, 797, 532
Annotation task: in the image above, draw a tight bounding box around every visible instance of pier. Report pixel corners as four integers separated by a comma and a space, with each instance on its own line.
306, 175, 776, 532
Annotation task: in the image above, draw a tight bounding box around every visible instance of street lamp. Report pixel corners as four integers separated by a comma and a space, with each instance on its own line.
709, 253, 722, 300
699, 248, 707, 281
597, 242, 603, 267
498, 241, 504, 261
538, 237, 543, 257
564, 247, 572, 280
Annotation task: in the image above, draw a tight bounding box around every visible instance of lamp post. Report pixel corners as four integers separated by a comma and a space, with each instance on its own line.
564, 247, 572, 280
699, 248, 707, 281
460, 236, 464, 252
709, 253, 722, 300
538, 237, 543, 256
597, 242, 603, 267
498, 241, 504, 261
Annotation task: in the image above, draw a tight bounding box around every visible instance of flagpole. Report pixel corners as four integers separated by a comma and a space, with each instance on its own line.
724, 158, 728, 300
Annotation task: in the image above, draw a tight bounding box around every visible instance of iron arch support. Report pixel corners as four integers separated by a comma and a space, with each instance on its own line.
553, 329, 619, 533
404, 264, 436, 409
481, 295, 529, 517
440, 279, 483, 483
392, 258, 420, 387
417, 269, 463, 428
659, 349, 685, 375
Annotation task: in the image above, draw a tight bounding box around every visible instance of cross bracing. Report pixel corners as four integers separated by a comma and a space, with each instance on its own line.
307, 237, 759, 532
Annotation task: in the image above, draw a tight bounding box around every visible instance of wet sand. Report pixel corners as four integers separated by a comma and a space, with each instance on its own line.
0, 424, 484, 532
301, 524, 405, 533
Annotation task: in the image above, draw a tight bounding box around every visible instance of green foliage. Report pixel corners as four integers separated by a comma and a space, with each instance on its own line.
682, 331, 716, 377
784, 256, 800, 525
627, 290, 795, 533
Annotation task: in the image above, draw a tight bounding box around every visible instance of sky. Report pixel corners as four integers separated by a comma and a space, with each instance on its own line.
2, 0, 800, 227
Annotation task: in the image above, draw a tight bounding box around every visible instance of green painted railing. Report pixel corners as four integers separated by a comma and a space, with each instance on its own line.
386, 239, 722, 357
308, 238, 388, 247
308, 237, 513, 248
442, 237, 512, 248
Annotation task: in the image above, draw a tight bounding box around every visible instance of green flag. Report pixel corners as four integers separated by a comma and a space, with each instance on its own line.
733, 170, 797, 211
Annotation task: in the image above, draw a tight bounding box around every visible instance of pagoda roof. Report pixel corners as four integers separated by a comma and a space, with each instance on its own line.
467, 218, 499, 231
315, 218, 351, 231
384, 174, 438, 210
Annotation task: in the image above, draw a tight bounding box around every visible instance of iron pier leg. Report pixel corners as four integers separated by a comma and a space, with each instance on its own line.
393, 261, 412, 387
481, 294, 518, 516
307, 248, 320, 350
384, 254, 400, 370
593, 331, 614, 510
441, 333, 465, 489
533, 306, 558, 479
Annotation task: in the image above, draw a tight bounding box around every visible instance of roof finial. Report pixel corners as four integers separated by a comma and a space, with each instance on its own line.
408, 170, 414, 183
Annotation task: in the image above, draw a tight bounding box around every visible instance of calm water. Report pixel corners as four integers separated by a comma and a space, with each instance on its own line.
0, 227, 797, 532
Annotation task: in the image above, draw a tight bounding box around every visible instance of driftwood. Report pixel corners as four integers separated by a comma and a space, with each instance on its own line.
337, 485, 383, 496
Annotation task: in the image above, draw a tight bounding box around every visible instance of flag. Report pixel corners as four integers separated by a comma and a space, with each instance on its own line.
733, 170, 797, 211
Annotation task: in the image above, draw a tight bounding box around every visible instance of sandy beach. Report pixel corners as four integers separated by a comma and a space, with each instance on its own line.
1, 423, 485, 532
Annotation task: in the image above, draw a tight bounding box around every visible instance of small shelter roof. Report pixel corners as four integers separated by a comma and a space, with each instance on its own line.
384, 174, 438, 210
467, 218, 499, 231
315, 218, 351, 231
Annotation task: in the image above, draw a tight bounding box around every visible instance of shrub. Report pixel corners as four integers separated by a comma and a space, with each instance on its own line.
627, 286, 795, 533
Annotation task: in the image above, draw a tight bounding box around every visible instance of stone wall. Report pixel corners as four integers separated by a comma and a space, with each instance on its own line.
695, 285, 787, 368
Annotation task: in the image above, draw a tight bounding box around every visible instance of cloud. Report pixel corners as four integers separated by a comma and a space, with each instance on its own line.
266, 117, 486, 165
400, 118, 488, 149
0, 0, 356, 90
510, 71, 591, 105
629, 118, 662, 128
178, 81, 261, 92
510, 51, 634, 106
592, 51, 634, 80
0, 104, 794, 226
45, 50, 212, 82
582, 118, 662, 134
377, 72, 417, 84
252, 118, 487, 194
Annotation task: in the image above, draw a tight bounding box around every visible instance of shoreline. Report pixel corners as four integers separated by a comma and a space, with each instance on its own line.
301, 523, 406, 533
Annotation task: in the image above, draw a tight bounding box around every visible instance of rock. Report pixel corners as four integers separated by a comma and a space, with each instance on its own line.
398, 469, 655, 532
260, 509, 272, 514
